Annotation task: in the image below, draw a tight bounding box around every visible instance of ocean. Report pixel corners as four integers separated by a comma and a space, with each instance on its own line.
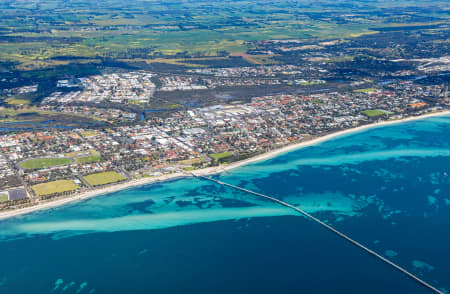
0, 115, 449, 294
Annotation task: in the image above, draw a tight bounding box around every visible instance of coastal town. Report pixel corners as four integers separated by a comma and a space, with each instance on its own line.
2, 0, 450, 292
0, 68, 448, 212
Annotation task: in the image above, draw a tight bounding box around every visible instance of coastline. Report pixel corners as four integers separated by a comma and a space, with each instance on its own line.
1, 110, 449, 221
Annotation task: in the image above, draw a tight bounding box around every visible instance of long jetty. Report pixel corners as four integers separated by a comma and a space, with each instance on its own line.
193, 173, 443, 294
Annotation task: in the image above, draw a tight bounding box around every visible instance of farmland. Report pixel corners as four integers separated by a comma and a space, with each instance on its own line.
0, 0, 448, 73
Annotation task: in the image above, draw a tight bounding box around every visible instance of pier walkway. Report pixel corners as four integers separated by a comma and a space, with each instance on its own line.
194, 174, 443, 294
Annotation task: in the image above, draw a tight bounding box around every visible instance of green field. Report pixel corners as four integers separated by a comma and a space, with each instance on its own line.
361, 109, 390, 117
0, 107, 105, 127
0, 193, 8, 202
65, 149, 99, 158
354, 88, 376, 93
209, 152, 233, 161
21, 158, 72, 169
80, 131, 98, 138
84, 171, 126, 186
31, 180, 79, 196
0, 0, 447, 72
178, 155, 208, 166
5, 97, 32, 106
75, 155, 102, 164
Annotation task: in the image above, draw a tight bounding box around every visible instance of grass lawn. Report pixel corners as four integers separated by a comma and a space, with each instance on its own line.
209, 152, 233, 161
5, 97, 31, 105
80, 131, 97, 138
84, 171, 126, 186
65, 149, 99, 158
178, 156, 207, 166
32, 180, 79, 196
361, 109, 390, 117
0, 193, 8, 202
353, 88, 376, 93
75, 155, 102, 164
21, 158, 72, 169
312, 98, 325, 105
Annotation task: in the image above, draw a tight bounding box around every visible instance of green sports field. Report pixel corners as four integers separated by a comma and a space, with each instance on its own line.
21, 158, 72, 169
84, 171, 126, 186
75, 155, 103, 164
0, 193, 8, 202
209, 152, 233, 161
31, 180, 79, 196
361, 110, 391, 117
353, 88, 376, 93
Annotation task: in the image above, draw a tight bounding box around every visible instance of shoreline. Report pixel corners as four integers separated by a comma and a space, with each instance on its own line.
1, 110, 449, 221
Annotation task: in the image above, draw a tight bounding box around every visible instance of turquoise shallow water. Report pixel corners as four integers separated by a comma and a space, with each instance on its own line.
0, 115, 449, 293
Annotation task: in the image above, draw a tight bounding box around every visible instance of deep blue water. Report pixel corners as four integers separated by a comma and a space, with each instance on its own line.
0, 115, 449, 293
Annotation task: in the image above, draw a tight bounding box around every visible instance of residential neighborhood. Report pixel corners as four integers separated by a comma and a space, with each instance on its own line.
0, 73, 447, 210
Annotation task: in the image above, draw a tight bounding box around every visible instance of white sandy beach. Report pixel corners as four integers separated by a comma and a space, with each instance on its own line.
0, 110, 449, 221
